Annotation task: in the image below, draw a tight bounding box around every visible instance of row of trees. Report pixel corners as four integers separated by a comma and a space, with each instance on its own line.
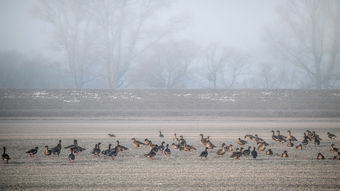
1, 0, 338, 89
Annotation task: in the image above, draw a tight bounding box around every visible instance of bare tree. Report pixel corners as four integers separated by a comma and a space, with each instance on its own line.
88, 0, 179, 88
33, 0, 98, 88
201, 45, 248, 88
268, 0, 340, 88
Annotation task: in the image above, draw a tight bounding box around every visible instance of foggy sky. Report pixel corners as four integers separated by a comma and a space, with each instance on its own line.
0, 0, 283, 56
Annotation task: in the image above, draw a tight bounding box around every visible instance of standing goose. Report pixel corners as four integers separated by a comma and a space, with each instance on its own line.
159, 131, 164, 138
327, 132, 336, 140
266, 149, 273, 155
330, 144, 338, 152
158, 141, 166, 151
131, 138, 144, 148
230, 148, 243, 159
242, 146, 251, 156
64, 139, 78, 149
200, 134, 208, 146
237, 138, 247, 146
225, 144, 233, 152
314, 137, 321, 146
254, 134, 265, 144
102, 144, 112, 155
199, 147, 208, 159
51, 140, 62, 156
333, 152, 340, 160
296, 144, 303, 150
287, 130, 297, 141
2, 147, 10, 163
287, 139, 294, 147
316, 153, 325, 160
107, 146, 118, 160
26, 147, 39, 157
216, 143, 226, 156
251, 147, 257, 159
92, 143, 101, 156
302, 136, 309, 145
277, 130, 287, 140
44, 146, 52, 156
116, 140, 128, 151
281, 151, 288, 158
164, 144, 171, 156
257, 142, 266, 152
68, 148, 75, 162
271, 130, 279, 142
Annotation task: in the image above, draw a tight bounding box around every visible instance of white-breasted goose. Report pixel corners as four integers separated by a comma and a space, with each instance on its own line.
296, 144, 303, 150
237, 138, 247, 146
68, 148, 75, 162
266, 149, 273, 155
316, 153, 325, 160
26, 147, 38, 157
287, 130, 297, 141
281, 151, 288, 158
131, 138, 144, 148
44, 146, 52, 156
216, 143, 226, 156
287, 140, 294, 147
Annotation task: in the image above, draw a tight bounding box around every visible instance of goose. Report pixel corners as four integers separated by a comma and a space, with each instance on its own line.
330, 144, 338, 152
296, 144, 303, 150
287, 130, 297, 141
74, 145, 86, 154
302, 136, 309, 145
107, 146, 118, 160
131, 138, 144, 148
205, 139, 216, 150
144, 139, 151, 146
230, 148, 243, 159
257, 142, 266, 152
159, 131, 164, 138
64, 139, 78, 149
254, 134, 265, 143
225, 144, 233, 152
108, 134, 116, 138
26, 147, 38, 157
68, 148, 75, 162
158, 141, 165, 151
164, 144, 171, 156
316, 153, 325, 160
281, 150, 288, 158
216, 143, 226, 156
327, 132, 336, 140
200, 134, 209, 146
242, 146, 251, 156
116, 140, 128, 151
333, 152, 340, 160
51, 140, 62, 156
171, 143, 180, 150
271, 130, 279, 142
44, 146, 52, 156
277, 130, 287, 139
2, 147, 10, 163
266, 149, 273, 155
199, 147, 208, 159
251, 147, 257, 159
102, 144, 112, 155
314, 137, 321, 146
304, 132, 312, 141
287, 140, 294, 147
144, 150, 157, 159
183, 144, 196, 152
150, 144, 159, 153
237, 138, 247, 145
92, 143, 101, 156
179, 136, 186, 146
244, 134, 255, 140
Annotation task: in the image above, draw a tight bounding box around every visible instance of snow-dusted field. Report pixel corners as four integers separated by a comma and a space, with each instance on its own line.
0, 120, 340, 191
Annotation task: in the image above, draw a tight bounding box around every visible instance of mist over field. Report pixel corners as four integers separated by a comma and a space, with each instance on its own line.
1, 1, 340, 191
1, 0, 339, 89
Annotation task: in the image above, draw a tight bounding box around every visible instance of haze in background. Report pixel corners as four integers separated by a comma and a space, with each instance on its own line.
0, 0, 339, 89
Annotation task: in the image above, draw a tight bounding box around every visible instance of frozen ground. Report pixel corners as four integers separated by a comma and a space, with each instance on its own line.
0, 119, 340, 191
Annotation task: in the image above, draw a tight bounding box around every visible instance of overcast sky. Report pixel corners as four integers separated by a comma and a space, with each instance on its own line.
0, 0, 283, 56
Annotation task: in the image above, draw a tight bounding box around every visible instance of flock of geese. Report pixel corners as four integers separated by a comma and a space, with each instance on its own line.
2, 130, 340, 163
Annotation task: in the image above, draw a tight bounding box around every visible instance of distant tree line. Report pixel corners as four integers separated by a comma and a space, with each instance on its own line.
0, 0, 339, 89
